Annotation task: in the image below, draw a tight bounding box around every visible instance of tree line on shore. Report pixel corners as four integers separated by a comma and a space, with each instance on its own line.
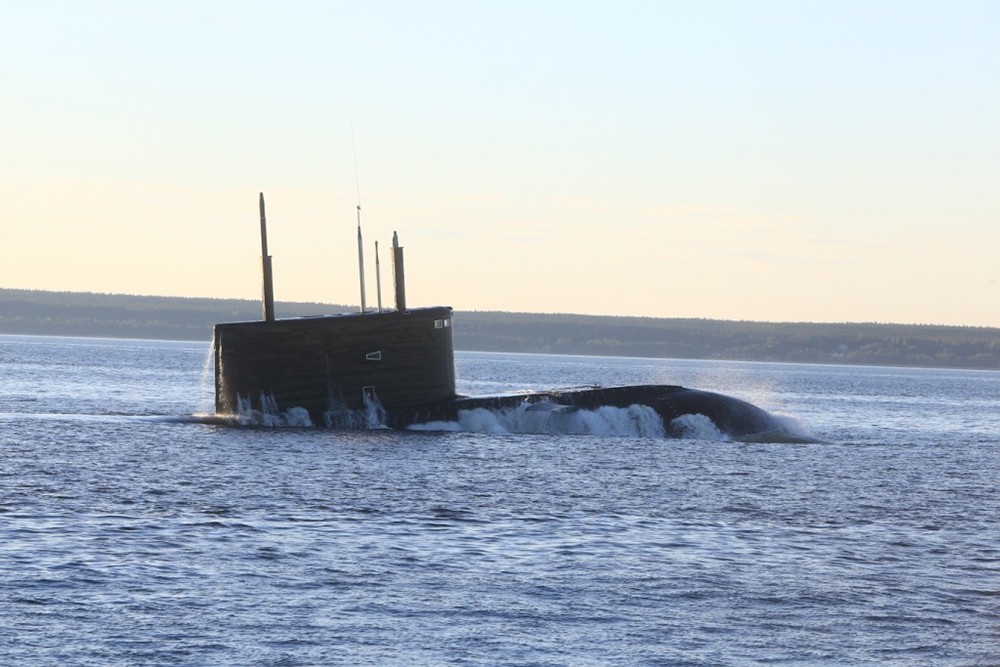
2, 288, 999, 370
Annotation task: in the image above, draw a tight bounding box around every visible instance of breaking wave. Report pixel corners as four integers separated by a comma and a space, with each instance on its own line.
408, 402, 666, 438
668, 413, 728, 441
323, 392, 389, 430
235, 394, 314, 427
232, 392, 390, 429
227, 393, 812, 442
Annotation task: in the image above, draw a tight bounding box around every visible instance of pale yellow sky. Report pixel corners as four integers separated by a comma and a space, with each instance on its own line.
3, 2, 998, 326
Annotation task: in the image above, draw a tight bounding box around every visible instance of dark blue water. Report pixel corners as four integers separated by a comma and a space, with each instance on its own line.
1, 335, 998, 665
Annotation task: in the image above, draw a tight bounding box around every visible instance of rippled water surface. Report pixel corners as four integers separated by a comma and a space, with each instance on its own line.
1, 335, 998, 665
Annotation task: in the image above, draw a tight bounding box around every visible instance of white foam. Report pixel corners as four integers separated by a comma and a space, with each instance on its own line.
198, 339, 216, 415
669, 413, 728, 441
283, 406, 313, 428
235, 393, 314, 428
409, 402, 666, 438
323, 392, 390, 429
770, 413, 816, 441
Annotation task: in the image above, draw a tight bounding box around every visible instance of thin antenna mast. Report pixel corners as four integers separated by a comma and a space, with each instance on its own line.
352, 123, 367, 313
356, 206, 366, 313
259, 192, 275, 322
375, 241, 383, 313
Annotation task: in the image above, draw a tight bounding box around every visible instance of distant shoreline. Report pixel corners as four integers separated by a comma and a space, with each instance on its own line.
2, 288, 999, 370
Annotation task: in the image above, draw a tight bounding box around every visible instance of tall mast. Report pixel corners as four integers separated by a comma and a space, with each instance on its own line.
392, 230, 406, 311
259, 192, 275, 322
375, 240, 383, 313
357, 205, 367, 313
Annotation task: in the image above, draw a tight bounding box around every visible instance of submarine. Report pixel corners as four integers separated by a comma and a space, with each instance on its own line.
213, 194, 797, 440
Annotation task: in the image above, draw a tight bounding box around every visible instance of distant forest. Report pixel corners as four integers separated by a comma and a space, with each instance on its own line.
2, 288, 1000, 370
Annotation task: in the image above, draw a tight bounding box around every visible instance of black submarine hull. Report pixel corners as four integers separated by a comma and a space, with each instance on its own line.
214, 309, 797, 440
216, 196, 805, 442
380, 384, 791, 440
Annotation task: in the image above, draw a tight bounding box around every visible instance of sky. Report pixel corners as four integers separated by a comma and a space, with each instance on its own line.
2, 1, 998, 327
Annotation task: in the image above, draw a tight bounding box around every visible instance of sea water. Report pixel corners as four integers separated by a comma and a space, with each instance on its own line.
1, 334, 998, 665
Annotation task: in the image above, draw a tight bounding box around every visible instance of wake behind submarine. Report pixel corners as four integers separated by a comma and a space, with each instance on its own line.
213, 194, 800, 441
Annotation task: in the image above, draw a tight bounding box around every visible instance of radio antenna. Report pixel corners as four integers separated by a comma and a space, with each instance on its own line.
351, 121, 362, 210
351, 122, 367, 313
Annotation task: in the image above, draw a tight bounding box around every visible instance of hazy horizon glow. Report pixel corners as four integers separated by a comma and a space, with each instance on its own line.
3, 2, 998, 326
